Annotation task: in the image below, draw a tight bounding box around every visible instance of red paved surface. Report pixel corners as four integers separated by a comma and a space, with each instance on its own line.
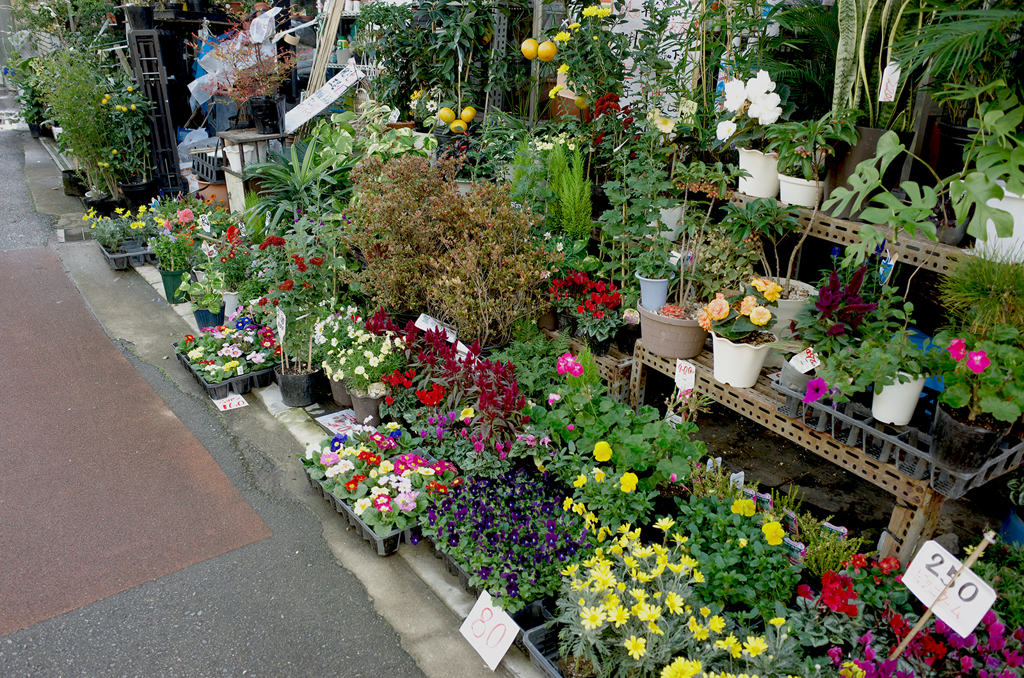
0, 248, 271, 636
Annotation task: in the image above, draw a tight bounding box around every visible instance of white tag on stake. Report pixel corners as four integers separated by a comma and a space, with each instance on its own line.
675, 359, 696, 391
790, 349, 820, 374
459, 591, 520, 671
903, 540, 996, 638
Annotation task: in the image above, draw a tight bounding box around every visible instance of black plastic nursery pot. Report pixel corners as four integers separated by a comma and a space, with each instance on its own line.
929, 404, 1011, 473
125, 5, 154, 30
277, 366, 321, 408
249, 95, 286, 135
119, 178, 159, 209
193, 305, 226, 329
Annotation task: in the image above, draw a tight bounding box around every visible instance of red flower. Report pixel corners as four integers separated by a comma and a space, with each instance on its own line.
258, 235, 285, 251
228, 251, 235, 259
225, 225, 240, 243
385, 395, 394, 405
310, 257, 324, 266
257, 297, 268, 306
797, 584, 815, 600
297, 263, 308, 273
271, 299, 279, 306
278, 280, 295, 291
184, 334, 195, 343
302, 282, 311, 289
576, 305, 585, 314
220, 257, 228, 263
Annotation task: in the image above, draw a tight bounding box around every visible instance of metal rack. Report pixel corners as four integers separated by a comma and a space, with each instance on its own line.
129, 30, 185, 194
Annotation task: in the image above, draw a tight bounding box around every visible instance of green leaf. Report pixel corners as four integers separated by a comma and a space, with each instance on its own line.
951, 173, 1015, 240
980, 397, 1020, 423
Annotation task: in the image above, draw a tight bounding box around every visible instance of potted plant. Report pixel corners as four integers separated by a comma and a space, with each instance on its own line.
698, 278, 781, 388
845, 330, 935, 427
714, 69, 788, 198
929, 326, 1024, 473
765, 110, 858, 208
150, 226, 196, 305
105, 79, 157, 208
178, 268, 227, 327
9, 57, 47, 138
634, 237, 675, 312
321, 321, 406, 426
939, 246, 1024, 340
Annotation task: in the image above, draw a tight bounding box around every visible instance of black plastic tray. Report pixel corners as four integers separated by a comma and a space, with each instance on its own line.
304, 473, 411, 556
173, 343, 277, 399
522, 625, 563, 678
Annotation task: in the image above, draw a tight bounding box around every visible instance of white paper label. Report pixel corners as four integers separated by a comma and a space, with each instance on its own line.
276, 308, 287, 342
284, 65, 363, 133
415, 313, 457, 343
387, 107, 400, 123
790, 349, 820, 374
237, 366, 246, 376
456, 341, 470, 358
879, 61, 901, 102
458, 591, 520, 671
675, 359, 696, 391
729, 471, 745, 489
903, 540, 996, 638
315, 409, 358, 436
213, 394, 248, 410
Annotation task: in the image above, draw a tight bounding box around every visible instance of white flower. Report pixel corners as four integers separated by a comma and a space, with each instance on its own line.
745, 69, 776, 98
653, 116, 676, 134
354, 365, 366, 376
331, 337, 338, 347
716, 120, 738, 142
354, 498, 371, 515
369, 356, 380, 367
556, 242, 564, 252
723, 78, 748, 113
748, 91, 782, 125
363, 350, 374, 360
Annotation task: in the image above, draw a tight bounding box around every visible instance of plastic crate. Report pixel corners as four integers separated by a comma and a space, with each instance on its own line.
190, 147, 225, 183
521, 625, 563, 678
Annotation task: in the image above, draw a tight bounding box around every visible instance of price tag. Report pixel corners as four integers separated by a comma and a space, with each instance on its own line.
705, 457, 722, 474
456, 341, 470, 358
729, 471, 744, 489
237, 366, 246, 376
790, 349, 820, 374
459, 591, 520, 671
675, 359, 696, 391
276, 308, 286, 342
415, 313, 457, 343
903, 540, 996, 638
387, 107, 401, 123
878, 61, 902, 102
212, 394, 248, 411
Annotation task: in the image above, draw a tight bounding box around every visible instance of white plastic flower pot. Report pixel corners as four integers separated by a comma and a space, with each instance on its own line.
981, 186, 1024, 260
779, 174, 824, 208
649, 205, 684, 240
712, 333, 775, 388
222, 291, 240, 315
871, 373, 926, 426
223, 146, 242, 173
738, 148, 779, 198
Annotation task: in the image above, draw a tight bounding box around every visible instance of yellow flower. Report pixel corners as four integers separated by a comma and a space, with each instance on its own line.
738, 538, 748, 548
706, 296, 730, 321
572, 502, 586, 515
654, 517, 675, 531
549, 84, 564, 100
709, 615, 726, 634
629, 588, 647, 603
554, 31, 571, 42
560, 563, 580, 577
636, 603, 662, 622
750, 306, 772, 326
661, 657, 703, 678
840, 662, 867, 678
580, 606, 607, 630
610, 605, 629, 627
762, 521, 785, 546
731, 498, 755, 517
569, 22, 581, 29
460, 407, 475, 419
596, 7, 611, 16
573, 473, 588, 488
624, 635, 646, 660
743, 636, 768, 657
130, 221, 144, 230
671, 532, 688, 545
769, 617, 786, 627
715, 634, 743, 659
648, 621, 664, 636
692, 625, 709, 640
582, 5, 598, 16
620, 472, 638, 493
563, 497, 574, 511
593, 441, 612, 462
664, 591, 684, 614
693, 570, 705, 584
593, 467, 606, 482
699, 606, 710, 618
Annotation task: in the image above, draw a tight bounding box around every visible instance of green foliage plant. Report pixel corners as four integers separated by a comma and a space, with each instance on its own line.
798, 515, 867, 579
718, 197, 802, 288
243, 138, 342, 234
10, 57, 46, 126
940, 247, 1024, 339
973, 537, 1024, 633
558, 147, 593, 242
177, 269, 227, 314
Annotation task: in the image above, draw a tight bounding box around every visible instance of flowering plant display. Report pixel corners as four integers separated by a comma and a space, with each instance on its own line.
674, 494, 799, 618
697, 278, 780, 343
301, 425, 460, 538
548, 269, 627, 353
200, 224, 255, 302
714, 69, 787, 151
150, 225, 196, 274
420, 468, 590, 614
323, 327, 406, 397
933, 325, 1024, 424
176, 315, 280, 383
551, 521, 807, 678
315, 307, 363, 376
84, 204, 163, 253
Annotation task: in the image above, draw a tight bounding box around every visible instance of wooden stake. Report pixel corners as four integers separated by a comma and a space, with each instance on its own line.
889, 531, 997, 661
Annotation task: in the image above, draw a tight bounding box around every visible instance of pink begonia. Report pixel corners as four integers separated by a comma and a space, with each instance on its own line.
548, 393, 562, 405
967, 350, 990, 374
569, 362, 584, 377
567, 424, 575, 431
176, 208, 194, 224
948, 338, 967, 361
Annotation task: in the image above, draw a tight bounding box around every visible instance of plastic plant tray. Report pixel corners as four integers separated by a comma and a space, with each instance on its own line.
771, 379, 1024, 500
303, 473, 410, 556
521, 624, 563, 678
172, 343, 277, 398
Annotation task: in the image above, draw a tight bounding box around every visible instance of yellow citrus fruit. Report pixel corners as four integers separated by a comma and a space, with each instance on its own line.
574, 95, 587, 110
450, 119, 467, 134
537, 40, 557, 62
520, 38, 539, 60
460, 107, 477, 123
438, 107, 457, 124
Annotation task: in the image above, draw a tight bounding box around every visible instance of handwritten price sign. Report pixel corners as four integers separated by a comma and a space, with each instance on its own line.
903, 540, 996, 638
459, 591, 520, 671
675, 359, 696, 391
212, 394, 248, 411
790, 348, 821, 374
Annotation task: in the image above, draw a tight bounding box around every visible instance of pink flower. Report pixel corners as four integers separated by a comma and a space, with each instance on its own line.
803, 377, 828, 404
669, 473, 677, 482
548, 393, 562, 405
569, 362, 584, 377
320, 451, 340, 466
567, 424, 575, 431
539, 436, 551, 447
556, 352, 576, 375
176, 208, 194, 224
967, 350, 990, 374
948, 338, 967, 361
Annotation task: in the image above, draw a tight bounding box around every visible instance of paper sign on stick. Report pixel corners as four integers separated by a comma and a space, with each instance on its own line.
459, 591, 520, 671
284, 65, 363, 132
675, 359, 696, 391
790, 349, 820, 374
903, 540, 996, 638
415, 313, 457, 343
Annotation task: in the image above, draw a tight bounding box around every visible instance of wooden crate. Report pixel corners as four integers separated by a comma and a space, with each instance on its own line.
542, 329, 633, 402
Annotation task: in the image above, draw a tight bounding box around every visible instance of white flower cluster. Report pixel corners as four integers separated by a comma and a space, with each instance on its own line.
716, 69, 782, 142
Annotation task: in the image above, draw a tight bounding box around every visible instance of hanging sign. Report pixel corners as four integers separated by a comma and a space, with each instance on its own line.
284, 64, 363, 132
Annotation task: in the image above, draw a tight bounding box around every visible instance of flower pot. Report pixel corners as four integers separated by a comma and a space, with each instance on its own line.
119, 178, 159, 209
329, 376, 352, 408
737, 147, 779, 198
61, 169, 88, 197
222, 291, 240, 316
649, 205, 684, 239
871, 373, 926, 426
929, 404, 1011, 473
249, 95, 286, 135
1000, 507, 1024, 549
711, 333, 775, 388
159, 268, 188, 304
937, 121, 976, 179
980, 186, 1024, 259
83, 193, 120, 217
537, 310, 557, 331
637, 302, 707, 360
770, 278, 817, 339
193, 305, 226, 329
125, 5, 154, 30
779, 174, 824, 208
276, 366, 321, 408
779, 358, 815, 394
351, 391, 384, 427
635, 272, 670, 313
28, 123, 41, 139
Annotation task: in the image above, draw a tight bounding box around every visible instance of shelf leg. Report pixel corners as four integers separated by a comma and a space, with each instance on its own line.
883, 490, 946, 566
629, 342, 648, 410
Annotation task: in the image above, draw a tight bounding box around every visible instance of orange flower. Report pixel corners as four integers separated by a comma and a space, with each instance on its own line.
739, 295, 758, 316
707, 297, 730, 321
697, 308, 711, 331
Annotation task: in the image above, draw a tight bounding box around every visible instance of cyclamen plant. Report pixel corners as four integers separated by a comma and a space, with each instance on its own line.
420, 469, 591, 614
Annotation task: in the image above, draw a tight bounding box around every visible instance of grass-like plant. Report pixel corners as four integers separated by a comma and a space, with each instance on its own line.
940, 248, 1024, 339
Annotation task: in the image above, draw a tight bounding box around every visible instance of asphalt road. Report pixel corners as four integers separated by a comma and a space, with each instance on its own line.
0, 124, 428, 677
